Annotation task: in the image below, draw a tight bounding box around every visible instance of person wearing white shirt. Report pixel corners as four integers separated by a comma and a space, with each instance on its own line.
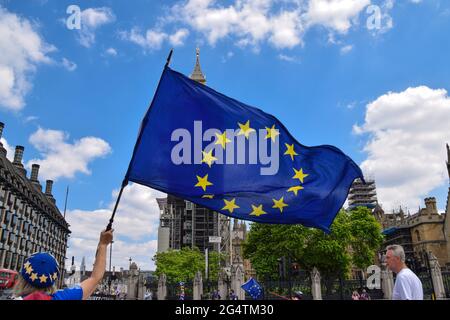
385, 245, 423, 300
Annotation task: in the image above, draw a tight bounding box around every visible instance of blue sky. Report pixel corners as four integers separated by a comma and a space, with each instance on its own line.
1, 0, 449, 270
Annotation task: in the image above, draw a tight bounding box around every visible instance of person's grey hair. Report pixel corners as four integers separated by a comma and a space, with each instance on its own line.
386, 245, 405, 262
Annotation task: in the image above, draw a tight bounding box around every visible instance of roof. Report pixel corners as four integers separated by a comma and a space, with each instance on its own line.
0, 150, 70, 231
382, 227, 398, 235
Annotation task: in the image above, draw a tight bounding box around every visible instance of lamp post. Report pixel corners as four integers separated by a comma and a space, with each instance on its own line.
108, 240, 113, 294
422, 250, 436, 300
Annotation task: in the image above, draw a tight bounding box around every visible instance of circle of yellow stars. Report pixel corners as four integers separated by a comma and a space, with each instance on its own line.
23, 260, 58, 284
194, 121, 309, 217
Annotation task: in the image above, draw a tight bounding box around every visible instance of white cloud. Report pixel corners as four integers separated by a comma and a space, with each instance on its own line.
66, 183, 165, 270
355, 86, 450, 211
25, 127, 111, 181
120, 28, 168, 50
340, 44, 353, 54
221, 51, 234, 63
123, 1, 380, 51
105, 47, 117, 56
24, 115, 39, 123
169, 28, 190, 46
78, 7, 115, 47
61, 58, 77, 71
0, 6, 55, 110
121, 27, 190, 51
306, 0, 370, 33
0, 137, 14, 162
278, 53, 300, 63
171, 0, 305, 49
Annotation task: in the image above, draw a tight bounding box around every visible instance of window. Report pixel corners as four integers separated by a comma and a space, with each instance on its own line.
4, 211, 11, 226
415, 230, 421, 242
8, 232, 15, 245
4, 251, 11, 268
11, 214, 18, 228
11, 253, 18, 270
18, 255, 24, 269
1, 229, 7, 242
23, 222, 29, 235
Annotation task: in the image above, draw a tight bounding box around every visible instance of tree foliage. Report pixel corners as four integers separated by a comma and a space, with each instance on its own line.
153, 247, 223, 283
243, 207, 384, 280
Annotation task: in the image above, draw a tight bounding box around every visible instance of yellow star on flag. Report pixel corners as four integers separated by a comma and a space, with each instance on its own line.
284, 143, 298, 161
52, 272, 58, 280
201, 149, 218, 168
288, 186, 304, 196
222, 199, 240, 213
237, 120, 256, 139
215, 131, 231, 149
39, 274, 48, 283
30, 273, 38, 282
25, 265, 33, 275
250, 204, 267, 217
24, 261, 31, 269
195, 174, 213, 192
272, 197, 288, 213
202, 194, 214, 199
293, 168, 309, 183
265, 125, 280, 143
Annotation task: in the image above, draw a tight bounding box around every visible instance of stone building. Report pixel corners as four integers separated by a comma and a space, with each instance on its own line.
0, 122, 70, 287
156, 49, 230, 260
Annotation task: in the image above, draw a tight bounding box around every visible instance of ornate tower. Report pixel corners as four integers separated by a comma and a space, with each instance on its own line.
190, 48, 206, 84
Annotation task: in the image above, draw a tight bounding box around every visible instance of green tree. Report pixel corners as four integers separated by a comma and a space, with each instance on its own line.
243, 208, 384, 282
153, 247, 224, 283
243, 224, 308, 279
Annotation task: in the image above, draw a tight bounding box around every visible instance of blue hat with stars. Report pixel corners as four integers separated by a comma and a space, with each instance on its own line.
21, 253, 60, 288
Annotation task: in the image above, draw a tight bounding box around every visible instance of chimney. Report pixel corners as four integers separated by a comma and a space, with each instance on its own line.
31, 164, 40, 181
0, 122, 6, 157
45, 180, 56, 204
30, 164, 42, 191
13, 146, 27, 176
424, 197, 437, 215
45, 180, 53, 195
13, 146, 24, 165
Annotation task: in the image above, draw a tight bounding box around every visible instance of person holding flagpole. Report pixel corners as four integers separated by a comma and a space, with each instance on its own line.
13, 229, 114, 300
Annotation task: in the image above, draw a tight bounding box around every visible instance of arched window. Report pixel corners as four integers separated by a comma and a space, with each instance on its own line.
415, 230, 421, 242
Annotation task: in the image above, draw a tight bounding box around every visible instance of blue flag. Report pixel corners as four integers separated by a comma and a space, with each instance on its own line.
125, 66, 363, 232
241, 278, 263, 300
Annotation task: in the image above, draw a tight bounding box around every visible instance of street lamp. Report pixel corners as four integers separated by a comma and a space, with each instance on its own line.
108, 240, 113, 294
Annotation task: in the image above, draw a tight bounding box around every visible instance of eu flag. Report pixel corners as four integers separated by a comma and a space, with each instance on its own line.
125, 66, 363, 232
241, 278, 263, 300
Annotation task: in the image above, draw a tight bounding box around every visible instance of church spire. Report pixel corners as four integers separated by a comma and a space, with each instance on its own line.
190, 47, 206, 84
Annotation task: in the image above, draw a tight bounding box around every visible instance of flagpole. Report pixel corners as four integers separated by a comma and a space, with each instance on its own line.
105, 49, 174, 232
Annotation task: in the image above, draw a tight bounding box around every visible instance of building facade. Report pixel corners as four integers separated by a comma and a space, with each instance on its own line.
156, 50, 231, 260
0, 122, 70, 287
